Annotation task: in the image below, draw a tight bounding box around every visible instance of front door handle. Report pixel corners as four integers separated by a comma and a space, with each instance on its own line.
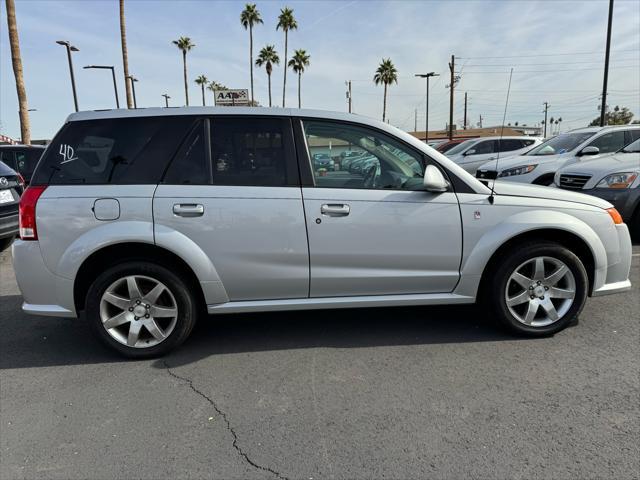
173, 203, 204, 217
321, 203, 350, 217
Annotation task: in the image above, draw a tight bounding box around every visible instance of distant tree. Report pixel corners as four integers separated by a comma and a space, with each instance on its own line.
288, 49, 310, 108
589, 105, 634, 126
514, 121, 519, 126
276, 7, 297, 107
373, 58, 398, 123
172, 37, 195, 106
255, 45, 279, 107
240, 3, 263, 104
195, 74, 208, 106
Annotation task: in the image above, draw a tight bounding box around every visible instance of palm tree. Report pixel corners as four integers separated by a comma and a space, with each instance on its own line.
240, 4, 263, 105
276, 7, 297, 107
5, 0, 30, 144
255, 45, 279, 107
119, 0, 133, 109
172, 36, 195, 106
373, 58, 398, 123
195, 75, 208, 106
557, 117, 562, 134
288, 49, 310, 108
207, 81, 228, 105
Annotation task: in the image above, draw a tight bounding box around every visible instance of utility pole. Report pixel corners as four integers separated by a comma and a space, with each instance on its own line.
600, 0, 614, 126
162, 93, 170, 107
542, 102, 550, 137
448, 55, 455, 140
479, 114, 483, 128
414, 109, 418, 132
346, 80, 352, 113
463, 92, 468, 130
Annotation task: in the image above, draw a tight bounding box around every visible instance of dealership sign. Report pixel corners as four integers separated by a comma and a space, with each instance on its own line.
214, 89, 250, 106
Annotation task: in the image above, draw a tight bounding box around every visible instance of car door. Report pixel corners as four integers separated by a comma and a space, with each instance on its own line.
153, 116, 309, 302
297, 118, 462, 297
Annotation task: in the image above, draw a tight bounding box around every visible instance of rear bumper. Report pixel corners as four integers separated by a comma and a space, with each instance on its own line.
12, 239, 76, 317
0, 213, 18, 239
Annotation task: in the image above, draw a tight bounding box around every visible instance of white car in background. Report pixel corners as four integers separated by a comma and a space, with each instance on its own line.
445, 136, 541, 174
476, 125, 640, 185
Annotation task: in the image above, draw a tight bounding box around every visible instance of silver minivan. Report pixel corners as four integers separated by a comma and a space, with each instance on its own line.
13, 108, 633, 357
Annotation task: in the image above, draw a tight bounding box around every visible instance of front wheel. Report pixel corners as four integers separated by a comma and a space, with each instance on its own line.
488, 243, 588, 336
86, 262, 197, 358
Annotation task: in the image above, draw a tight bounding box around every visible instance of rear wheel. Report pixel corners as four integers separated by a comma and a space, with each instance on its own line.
488, 243, 588, 336
86, 262, 197, 358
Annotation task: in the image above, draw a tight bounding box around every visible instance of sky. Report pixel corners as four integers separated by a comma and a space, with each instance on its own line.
1, 0, 639, 140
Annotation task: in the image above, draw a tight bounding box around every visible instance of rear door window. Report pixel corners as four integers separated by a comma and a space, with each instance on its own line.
31, 116, 196, 185
0, 150, 16, 170
496, 139, 523, 152
471, 140, 495, 155
587, 131, 626, 155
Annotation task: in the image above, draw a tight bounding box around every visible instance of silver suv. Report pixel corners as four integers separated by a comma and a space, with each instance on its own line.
13, 108, 633, 357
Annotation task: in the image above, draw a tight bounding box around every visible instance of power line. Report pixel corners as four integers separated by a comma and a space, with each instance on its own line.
457, 48, 640, 59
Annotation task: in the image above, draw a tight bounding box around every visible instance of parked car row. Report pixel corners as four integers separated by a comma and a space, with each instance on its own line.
0, 160, 25, 251
9, 107, 633, 358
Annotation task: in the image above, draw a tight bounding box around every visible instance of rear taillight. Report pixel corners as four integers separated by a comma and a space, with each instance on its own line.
19, 185, 46, 240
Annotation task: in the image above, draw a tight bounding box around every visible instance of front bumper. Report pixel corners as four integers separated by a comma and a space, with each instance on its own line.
591, 223, 633, 297
578, 187, 640, 221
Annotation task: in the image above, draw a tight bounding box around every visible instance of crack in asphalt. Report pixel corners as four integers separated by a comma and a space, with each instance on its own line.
163, 361, 290, 480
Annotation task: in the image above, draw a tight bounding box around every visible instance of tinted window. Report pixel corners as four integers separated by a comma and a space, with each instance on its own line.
522, 139, 536, 147
588, 131, 626, 154
497, 139, 522, 152
15, 149, 43, 176
526, 132, 595, 156
163, 121, 208, 184
303, 120, 426, 191
31, 117, 195, 185
471, 140, 495, 155
210, 117, 293, 187
0, 150, 15, 169
626, 129, 640, 144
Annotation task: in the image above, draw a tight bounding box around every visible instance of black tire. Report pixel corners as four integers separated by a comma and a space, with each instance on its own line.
487, 242, 588, 336
0, 236, 15, 252
86, 261, 197, 358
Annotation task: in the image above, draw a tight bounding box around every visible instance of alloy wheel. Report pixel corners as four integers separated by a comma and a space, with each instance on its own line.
99, 275, 178, 348
505, 256, 576, 327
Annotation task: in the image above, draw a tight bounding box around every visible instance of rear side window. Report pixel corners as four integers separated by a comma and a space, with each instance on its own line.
15, 149, 43, 176
496, 139, 523, 152
163, 116, 296, 186
31, 116, 195, 185
0, 150, 15, 169
472, 140, 495, 154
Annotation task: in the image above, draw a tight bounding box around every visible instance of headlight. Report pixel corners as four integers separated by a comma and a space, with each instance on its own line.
498, 164, 537, 177
595, 172, 638, 189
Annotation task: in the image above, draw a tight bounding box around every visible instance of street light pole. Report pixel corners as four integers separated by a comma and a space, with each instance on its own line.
56, 40, 79, 112
127, 75, 138, 108
415, 72, 439, 143
162, 94, 170, 107
83, 65, 120, 108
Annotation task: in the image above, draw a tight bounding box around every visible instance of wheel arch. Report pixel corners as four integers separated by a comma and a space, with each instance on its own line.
478, 228, 596, 298
74, 242, 208, 314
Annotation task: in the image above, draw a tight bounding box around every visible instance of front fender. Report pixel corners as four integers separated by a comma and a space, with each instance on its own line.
455, 209, 607, 298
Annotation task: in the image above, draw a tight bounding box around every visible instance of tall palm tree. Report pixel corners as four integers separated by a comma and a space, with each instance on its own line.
172, 36, 195, 106
207, 81, 228, 105
255, 45, 279, 107
373, 58, 398, 123
288, 49, 310, 108
276, 7, 297, 107
119, 0, 133, 109
5, 0, 30, 144
194, 75, 208, 106
240, 3, 263, 105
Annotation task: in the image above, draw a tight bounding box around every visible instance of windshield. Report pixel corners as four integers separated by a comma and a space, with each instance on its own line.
621, 138, 640, 153
445, 139, 477, 156
525, 132, 595, 156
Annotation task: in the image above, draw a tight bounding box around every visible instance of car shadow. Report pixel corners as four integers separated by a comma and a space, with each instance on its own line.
0, 293, 532, 370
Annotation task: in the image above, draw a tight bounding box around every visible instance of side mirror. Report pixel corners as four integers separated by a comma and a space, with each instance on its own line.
579, 146, 600, 157
423, 165, 449, 193
464, 149, 476, 156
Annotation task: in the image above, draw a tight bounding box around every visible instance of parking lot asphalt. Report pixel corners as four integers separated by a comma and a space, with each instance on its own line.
1, 246, 639, 480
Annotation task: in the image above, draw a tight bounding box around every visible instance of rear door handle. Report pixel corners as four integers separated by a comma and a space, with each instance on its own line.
173, 204, 204, 217
321, 203, 350, 217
